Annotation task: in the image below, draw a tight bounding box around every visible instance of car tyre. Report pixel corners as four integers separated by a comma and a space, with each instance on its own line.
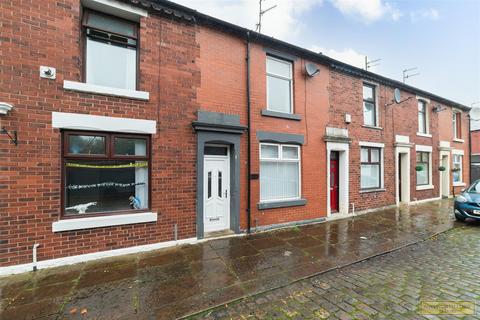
454, 213, 465, 222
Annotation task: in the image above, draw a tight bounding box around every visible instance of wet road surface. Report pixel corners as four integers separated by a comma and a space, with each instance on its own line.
189, 222, 480, 319
0, 200, 458, 319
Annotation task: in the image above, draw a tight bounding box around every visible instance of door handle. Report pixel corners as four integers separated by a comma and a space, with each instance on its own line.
225, 190, 228, 198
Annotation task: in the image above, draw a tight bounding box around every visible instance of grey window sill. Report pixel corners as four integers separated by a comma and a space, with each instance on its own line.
261, 109, 302, 121
258, 198, 307, 210
359, 188, 386, 194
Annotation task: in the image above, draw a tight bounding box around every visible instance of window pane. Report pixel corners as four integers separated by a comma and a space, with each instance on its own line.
363, 85, 374, 101
260, 161, 299, 201
86, 11, 136, 38
361, 164, 380, 189
261, 144, 279, 159
416, 163, 429, 185
68, 135, 105, 155
218, 171, 222, 198
418, 101, 425, 112
86, 38, 136, 90
370, 149, 380, 162
207, 171, 212, 199
418, 110, 426, 133
267, 75, 291, 113
114, 137, 147, 156
204, 146, 228, 156
267, 57, 291, 78
360, 148, 369, 162
64, 160, 148, 215
363, 102, 375, 126
422, 152, 429, 162
282, 146, 298, 159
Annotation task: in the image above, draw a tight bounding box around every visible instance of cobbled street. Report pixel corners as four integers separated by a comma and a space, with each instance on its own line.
190, 223, 480, 320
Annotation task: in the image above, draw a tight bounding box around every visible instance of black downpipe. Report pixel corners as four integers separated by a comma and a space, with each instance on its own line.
246, 32, 251, 234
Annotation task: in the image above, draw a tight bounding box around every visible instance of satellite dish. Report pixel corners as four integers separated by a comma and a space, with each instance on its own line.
394, 88, 401, 104
305, 63, 320, 77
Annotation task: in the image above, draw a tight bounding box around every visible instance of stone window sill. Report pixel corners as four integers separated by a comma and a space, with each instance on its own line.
453, 138, 465, 143
453, 182, 466, 187
261, 109, 302, 121
416, 132, 432, 138
258, 199, 307, 210
359, 188, 386, 194
362, 125, 383, 130
416, 184, 434, 191
64, 80, 150, 101
52, 212, 157, 232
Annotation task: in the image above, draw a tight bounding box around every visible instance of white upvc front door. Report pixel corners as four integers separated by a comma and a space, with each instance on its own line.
204, 154, 230, 233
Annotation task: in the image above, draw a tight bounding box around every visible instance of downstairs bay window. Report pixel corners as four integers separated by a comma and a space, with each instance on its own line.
63, 131, 150, 216
260, 143, 301, 202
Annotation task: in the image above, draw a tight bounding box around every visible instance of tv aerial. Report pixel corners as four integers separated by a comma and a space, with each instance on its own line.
255, 0, 277, 33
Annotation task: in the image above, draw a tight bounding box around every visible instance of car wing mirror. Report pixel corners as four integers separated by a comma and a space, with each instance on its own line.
461, 188, 466, 193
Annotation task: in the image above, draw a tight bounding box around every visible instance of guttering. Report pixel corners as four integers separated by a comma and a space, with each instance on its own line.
246, 31, 252, 234
469, 114, 472, 184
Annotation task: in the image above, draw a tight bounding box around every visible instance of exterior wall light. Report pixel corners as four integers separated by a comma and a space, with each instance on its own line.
0, 102, 18, 146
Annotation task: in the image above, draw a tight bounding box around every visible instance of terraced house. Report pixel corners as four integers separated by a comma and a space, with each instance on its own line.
0, 0, 470, 273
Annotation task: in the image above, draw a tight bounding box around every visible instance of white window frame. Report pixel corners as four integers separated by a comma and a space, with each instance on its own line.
359, 141, 384, 191
416, 97, 431, 137
259, 143, 301, 202
266, 56, 294, 114
415, 145, 433, 190
452, 149, 464, 185
452, 111, 464, 142
362, 82, 379, 127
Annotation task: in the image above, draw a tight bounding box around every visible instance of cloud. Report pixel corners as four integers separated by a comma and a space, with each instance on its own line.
409, 9, 440, 22
328, 0, 402, 23
174, 0, 323, 41
310, 46, 373, 71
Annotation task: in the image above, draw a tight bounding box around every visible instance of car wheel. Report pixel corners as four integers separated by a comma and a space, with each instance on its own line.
455, 213, 466, 221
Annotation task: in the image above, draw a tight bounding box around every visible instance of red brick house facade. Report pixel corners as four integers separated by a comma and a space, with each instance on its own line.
0, 0, 470, 272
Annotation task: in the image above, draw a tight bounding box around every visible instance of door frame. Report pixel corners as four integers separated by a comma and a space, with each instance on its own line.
203, 145, 231, 233
326, 142, 349, 217
195, 132, 241, 239
330, 152, 340, 212
395, 146, 411, 205
439, 151, 450, 198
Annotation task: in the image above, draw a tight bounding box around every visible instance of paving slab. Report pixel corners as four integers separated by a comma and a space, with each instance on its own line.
0, 199, 461, 319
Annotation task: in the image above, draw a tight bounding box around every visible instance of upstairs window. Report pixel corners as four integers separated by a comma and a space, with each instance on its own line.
453, 112, 462, 139
63, 131, 150, 216
418, 100, 428, 134
363, 84, 377, 126
266, 56, 293, 114
83, 10, 138, 90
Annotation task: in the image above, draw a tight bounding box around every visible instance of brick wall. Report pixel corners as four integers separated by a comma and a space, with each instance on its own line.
471, 131, 480, 155
0, 0, 200, 266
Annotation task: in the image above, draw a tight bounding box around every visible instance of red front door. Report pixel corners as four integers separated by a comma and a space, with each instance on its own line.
330, 152, 339, 212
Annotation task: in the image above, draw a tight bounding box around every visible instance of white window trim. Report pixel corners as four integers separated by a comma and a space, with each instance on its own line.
359, 141, 385, 148
359, 143, 384, 190
452, 151, 464, 185
416, 98, 430, 136
259, 143, 301, 203
82, 0, 148, 21
64, 81, 149, 101
52, 212, 157, 232
415, 146, 433, 189
52, 112, 156, 134
362, 82, 379, 127
415, 145, 433, 152
452, 111, 462, 140
266, 56, 294, 114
